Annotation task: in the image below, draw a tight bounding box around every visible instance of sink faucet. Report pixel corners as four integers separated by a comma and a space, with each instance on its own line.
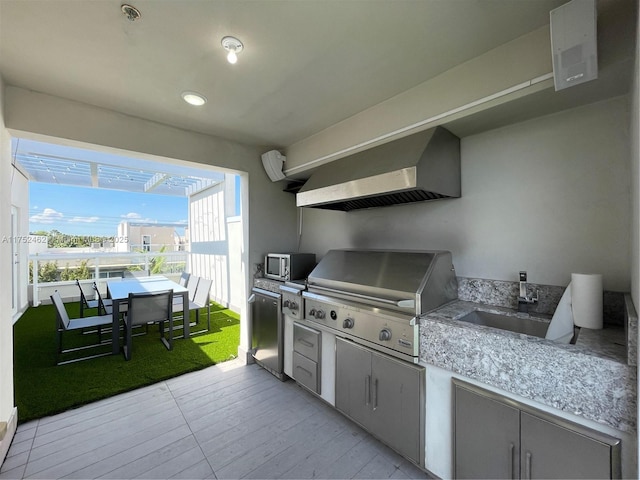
518, 271, 538, 313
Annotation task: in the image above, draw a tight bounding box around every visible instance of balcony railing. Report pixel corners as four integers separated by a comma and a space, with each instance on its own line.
29, 250, 189, 306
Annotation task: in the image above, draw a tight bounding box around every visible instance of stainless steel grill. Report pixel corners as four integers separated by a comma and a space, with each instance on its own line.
302, 249, 458, 362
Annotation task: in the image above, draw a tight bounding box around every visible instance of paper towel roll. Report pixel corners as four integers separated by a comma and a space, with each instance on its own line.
571, 273, 603, 329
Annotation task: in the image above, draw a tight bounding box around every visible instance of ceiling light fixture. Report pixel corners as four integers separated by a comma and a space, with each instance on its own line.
121, 4, 141, 21
221, 36, 243, 64
181, 91, 207, 106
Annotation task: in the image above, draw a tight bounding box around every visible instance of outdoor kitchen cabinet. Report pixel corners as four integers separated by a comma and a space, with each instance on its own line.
292, 322, 321, 394
453, 380, 621, 479
335, 337, 425, 466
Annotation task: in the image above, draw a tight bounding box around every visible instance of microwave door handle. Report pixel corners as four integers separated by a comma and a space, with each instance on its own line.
281, 258, 287, 279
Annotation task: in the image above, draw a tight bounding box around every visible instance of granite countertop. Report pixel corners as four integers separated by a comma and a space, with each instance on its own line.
253, 278, 284, 293
420, 300, 637, 434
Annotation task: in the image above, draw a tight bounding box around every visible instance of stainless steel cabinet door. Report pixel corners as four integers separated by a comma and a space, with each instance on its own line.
293, 322, 321, 362
454, 385, 520, 479
335, 337, 372, 427
520, 412, 615, 479
371, 350, 424, 465
251, 289, 282, 374
454, 380, 620, 480
336, 337, 425, 466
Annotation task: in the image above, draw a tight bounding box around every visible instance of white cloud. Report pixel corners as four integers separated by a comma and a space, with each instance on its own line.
122, 212, 142, 219
30, 208, 63, 224
69, 216, 100, 223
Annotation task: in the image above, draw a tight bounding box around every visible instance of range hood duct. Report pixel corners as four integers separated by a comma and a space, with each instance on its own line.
296, 126, 460, 212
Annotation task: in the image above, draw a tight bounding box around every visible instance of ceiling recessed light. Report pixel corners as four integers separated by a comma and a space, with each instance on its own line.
181, 91, 207, 106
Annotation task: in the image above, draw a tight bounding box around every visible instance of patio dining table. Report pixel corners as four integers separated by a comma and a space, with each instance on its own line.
106, 275, 190, 355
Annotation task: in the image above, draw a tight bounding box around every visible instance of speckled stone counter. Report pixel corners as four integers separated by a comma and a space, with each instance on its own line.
253, 278, 284, 293
420, 300, 637, 434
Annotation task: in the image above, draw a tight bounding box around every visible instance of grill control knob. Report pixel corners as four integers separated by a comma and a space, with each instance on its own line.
309, 308, 316, 317
315, 309, 326, 319
379, 328, 392, 341
283, 300, 290, 308
343, 317, 355, 329
289, 301, 298, 311
330, 310, 337, 320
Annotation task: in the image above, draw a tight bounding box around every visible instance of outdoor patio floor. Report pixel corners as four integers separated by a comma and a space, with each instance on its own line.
1, 359, 429, 479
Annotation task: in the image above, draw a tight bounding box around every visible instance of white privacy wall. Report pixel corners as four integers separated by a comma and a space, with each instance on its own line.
0, 76, 17, 465
299, 97, 631, 292
188, 178, 241, 312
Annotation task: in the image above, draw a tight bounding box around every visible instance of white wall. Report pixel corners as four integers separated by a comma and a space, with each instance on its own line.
285, 26, 554, 175
631, 0, 640, 310
631, 1, 640, 470
10, 165, 29, 320
0, 76, 18, 465
228, 217, 243, 313
299, 97, 631, 291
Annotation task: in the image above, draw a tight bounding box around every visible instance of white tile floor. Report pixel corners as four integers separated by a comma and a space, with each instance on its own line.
1, 360, 429, 479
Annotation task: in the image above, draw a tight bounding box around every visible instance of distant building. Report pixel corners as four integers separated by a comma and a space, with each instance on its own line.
116, 221, 187, 252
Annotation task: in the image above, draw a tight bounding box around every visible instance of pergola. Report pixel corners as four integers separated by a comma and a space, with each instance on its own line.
13, 137, 224, 196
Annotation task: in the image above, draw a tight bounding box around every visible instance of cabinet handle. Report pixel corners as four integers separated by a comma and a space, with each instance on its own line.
295, 365, 312, 377
372, 378, 379, 410
509, 443, 515, 480
525, 451, 532, 480
365, 375, 371, 406
298, 339, 314, 348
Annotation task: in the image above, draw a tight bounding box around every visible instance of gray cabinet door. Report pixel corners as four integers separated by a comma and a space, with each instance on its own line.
520, 412, 614, 479
454, 380, 620, 480
336, 338, 425, 466
335, 337, 372, 427
454, 384, 520, 479
251, 289, 282, 373
371, 351, 424, 465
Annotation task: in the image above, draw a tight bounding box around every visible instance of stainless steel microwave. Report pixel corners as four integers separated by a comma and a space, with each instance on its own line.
264, 253, 316, 281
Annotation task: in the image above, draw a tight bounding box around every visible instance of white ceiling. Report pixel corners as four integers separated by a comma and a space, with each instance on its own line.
1, 0, 589, 150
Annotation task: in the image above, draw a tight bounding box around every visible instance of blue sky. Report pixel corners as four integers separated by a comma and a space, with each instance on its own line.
30, 183, 188, 236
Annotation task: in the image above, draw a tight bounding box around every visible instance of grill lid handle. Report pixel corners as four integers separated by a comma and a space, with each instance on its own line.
309, 285, 415, 309
397, 299, 416, 309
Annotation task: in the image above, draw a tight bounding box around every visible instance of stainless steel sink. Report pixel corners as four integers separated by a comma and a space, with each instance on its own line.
457, 310, 549, 338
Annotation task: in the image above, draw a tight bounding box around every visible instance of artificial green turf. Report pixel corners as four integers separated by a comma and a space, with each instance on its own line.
13, 300, 240, 423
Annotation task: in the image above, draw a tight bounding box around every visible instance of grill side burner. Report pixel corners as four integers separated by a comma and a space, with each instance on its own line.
303, 249, 457, 361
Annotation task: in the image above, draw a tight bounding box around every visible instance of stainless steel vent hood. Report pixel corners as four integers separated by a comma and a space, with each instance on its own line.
296, 126, 460, 211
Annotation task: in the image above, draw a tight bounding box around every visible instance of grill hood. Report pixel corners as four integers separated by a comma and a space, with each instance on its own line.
296, 126, 460, 212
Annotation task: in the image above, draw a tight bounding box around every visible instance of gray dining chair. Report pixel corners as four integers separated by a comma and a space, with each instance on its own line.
172, 274, 198, 315
191, 277, 212, 330
93, 281, 114, 316
123, 289, 174, 360
173, 277, 212, 335
51, 290, 113, 365
76, 279, 99, 317
178, 271, 190, 287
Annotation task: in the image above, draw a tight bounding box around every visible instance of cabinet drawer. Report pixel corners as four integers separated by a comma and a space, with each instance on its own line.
293, 322, 320, 362
293, 351, 320, 393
